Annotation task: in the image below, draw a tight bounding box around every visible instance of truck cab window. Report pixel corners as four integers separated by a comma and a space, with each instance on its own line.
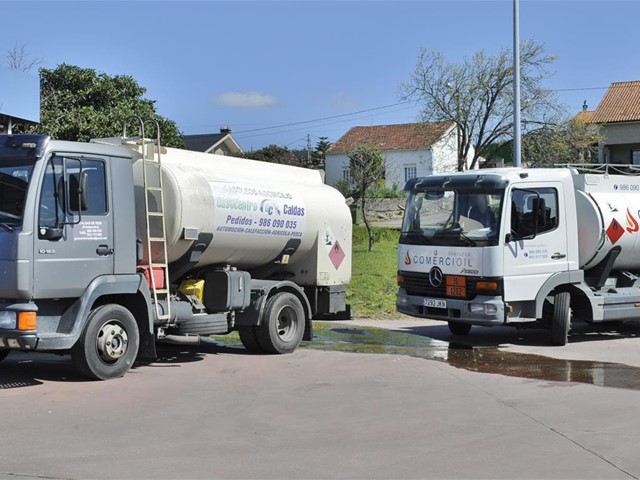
39, 157, 107, 227
38, 156, 64, 227
71, 160, 107, 215
511, 187, 558, 238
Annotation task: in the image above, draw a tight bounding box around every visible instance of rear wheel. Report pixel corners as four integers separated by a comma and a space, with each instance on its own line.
448, 321, 472, 335
71, 304, 140, 380
550, 292, 571, 346
256, 292, 305, 354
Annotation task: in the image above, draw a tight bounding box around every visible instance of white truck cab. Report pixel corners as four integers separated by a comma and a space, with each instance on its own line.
397, 165, 640, 345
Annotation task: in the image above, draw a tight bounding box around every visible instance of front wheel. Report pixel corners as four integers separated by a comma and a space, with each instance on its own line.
71, 304, 140, 380
550, 292, 571, 346
256, 292, 306, 354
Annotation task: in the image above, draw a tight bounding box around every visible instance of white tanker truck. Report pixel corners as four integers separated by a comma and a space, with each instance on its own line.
0, 121, 351, 379
396, 164, 640, 345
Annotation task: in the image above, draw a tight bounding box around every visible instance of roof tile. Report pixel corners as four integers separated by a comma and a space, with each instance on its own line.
590, 81, 640, 124
327, 122, 454, 153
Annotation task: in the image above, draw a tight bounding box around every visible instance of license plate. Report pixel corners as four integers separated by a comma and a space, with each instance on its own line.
423, 298, 446, 309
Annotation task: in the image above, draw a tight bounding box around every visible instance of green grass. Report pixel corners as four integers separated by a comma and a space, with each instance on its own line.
348, 225, 401, 319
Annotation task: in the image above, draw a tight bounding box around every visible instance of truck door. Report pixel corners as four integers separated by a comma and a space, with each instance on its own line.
34, 155, 114, 298
503, 183, 569, 304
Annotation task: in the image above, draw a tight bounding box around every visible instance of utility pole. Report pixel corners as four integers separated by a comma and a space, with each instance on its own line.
307, 134, 311, 165
513, 0, 522, 167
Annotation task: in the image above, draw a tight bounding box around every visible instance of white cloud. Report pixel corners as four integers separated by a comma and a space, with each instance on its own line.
329, 92, 359, 110
214, 91, 278, 108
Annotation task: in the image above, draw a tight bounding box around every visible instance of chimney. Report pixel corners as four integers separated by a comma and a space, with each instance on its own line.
582, 100, 588, 111
220, 126, 232, 134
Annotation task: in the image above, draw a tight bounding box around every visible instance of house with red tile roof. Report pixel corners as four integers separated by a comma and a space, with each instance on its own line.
324, 121, 458, 189
588, 81, 640, 164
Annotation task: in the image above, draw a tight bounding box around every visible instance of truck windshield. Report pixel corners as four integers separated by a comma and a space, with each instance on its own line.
0, 161, 34, 229
400, 188, 504, 247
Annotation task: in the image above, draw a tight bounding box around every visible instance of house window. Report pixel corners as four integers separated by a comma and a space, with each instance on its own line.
404, 164, 417, 183
632, 150, 640, 165
342, 168, 353, 185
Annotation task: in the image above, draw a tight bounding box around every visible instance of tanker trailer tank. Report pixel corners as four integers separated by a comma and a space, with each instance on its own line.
573, 170, 640, 271
132, 147, 352, 287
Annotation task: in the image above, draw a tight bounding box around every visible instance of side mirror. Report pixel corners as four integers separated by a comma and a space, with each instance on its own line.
69, 171, 88, 212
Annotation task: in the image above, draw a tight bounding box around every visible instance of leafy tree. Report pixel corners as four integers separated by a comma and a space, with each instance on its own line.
349, 144, 384, 251
19, 64, 184, 147
243, 144, 301, 165
401, 39, 563, 170
522, 117, 603, 167
484, 117, 603, 167
311, 136, 332, 169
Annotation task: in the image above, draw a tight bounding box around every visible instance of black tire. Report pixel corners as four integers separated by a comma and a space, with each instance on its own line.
71, 304, 140, 380
0, 349, 9, 362
550, 291, 571, 346
238, 326, 264, 353
256, 292, 306, 354
448, 321, 472, 335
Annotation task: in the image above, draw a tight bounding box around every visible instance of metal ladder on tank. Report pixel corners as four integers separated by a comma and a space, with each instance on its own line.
123, 117, 171, 323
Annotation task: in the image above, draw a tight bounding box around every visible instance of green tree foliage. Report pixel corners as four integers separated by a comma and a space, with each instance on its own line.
348, 144, 384, 251
311, 136, 332, 169
522, 118, 603, 167
484, 117, 603, 167
20, 64, 184, 147
243, 144, 303, 166
401, 39, 563, 170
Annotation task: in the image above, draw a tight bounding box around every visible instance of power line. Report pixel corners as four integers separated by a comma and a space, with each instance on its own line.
232, 100, 415, 135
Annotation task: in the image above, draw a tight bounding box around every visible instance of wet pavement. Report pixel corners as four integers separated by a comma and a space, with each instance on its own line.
209, 320, 640, 391
2, 318, 640, 479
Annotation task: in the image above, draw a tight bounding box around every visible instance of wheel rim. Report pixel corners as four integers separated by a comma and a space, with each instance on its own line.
96, 321, 129, 364
276, 305, 299, 342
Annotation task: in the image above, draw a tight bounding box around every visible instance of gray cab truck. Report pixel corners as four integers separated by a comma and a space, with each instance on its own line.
0, 121, 352, 379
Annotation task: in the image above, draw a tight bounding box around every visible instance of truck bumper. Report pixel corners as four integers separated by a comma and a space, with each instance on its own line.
0, 331, 38, 350
396, 289, 506, 326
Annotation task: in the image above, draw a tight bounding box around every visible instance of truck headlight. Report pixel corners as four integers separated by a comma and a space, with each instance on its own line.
469, 304, 498, 315
0, 311, 17, 329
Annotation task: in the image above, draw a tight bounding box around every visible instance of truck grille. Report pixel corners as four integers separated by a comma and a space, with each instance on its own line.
399, 271, 502, 300
400, 271, 446, 297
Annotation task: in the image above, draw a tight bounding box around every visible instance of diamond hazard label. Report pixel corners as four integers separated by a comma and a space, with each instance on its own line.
606, 218, 624, 244
329, 240, 345, 269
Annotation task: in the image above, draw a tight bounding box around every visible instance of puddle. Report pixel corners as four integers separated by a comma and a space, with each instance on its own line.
210, 324, 640, 391
304, 324, 640, 390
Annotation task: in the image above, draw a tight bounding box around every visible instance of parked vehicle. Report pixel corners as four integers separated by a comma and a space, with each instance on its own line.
0, 119, 351, 379
396, 164, 640, 345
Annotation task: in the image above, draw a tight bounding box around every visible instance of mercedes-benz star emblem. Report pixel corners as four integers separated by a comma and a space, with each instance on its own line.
428, 267, 444, 287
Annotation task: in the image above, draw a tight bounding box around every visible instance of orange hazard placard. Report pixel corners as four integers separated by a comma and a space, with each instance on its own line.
606, 218, 624, 245
329, 240, 345, 269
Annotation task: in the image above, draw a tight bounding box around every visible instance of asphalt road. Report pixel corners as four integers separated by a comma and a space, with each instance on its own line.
1, 318, 640, 480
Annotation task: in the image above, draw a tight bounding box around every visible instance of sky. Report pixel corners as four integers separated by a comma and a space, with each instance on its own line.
1, 0, 639, 152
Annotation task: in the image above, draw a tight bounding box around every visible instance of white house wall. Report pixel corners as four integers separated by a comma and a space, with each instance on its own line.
430, 127, 459, 173
324, 124, 460, 188
384, 149, 433, 188
325, 152, 350, 187
325, 150, 433, 189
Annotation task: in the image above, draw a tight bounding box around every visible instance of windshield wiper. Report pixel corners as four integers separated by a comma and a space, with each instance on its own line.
0, 223, 15, 232
433, 225, 477, 247
458, 230, 477, 247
